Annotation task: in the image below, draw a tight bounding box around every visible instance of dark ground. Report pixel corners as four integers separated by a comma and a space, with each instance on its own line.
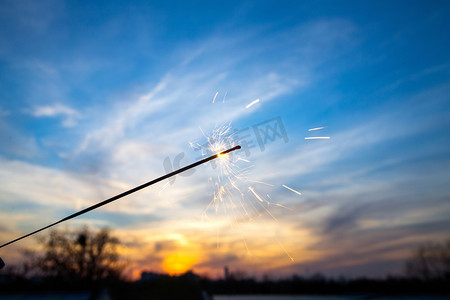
1, 272, 449, 300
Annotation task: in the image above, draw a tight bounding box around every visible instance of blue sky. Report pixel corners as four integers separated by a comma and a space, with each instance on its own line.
0, 0, 449, 279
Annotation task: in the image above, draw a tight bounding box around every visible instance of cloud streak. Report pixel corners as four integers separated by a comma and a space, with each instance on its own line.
30, 103, 81, 127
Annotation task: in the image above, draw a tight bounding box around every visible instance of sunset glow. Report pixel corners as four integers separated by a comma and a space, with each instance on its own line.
163, 254, 197, 275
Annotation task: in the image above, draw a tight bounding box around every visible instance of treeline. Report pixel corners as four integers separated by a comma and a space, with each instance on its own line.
2, 271, 449, 299
201, 275, 450, 296
1, 227, 449, 298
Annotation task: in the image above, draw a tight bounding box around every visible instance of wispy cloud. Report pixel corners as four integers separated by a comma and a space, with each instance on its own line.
30, 103, 81, 127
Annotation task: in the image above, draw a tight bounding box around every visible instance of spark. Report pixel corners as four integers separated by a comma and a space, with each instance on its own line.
158, 181, 171, 196
282, 184, 302, 196
249, 180, 274, 187
304, 136, 330, 140
246, 99, 260, 109
308, 126, 326, 131
212, 91, 219, 103
249, 186, 278, 222
267, 194, 293, 210
222, 91, 228, 103
249, 186, 264, 202
276, 237, 294, 262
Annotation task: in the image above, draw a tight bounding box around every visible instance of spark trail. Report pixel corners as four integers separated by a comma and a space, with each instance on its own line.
246, 99, 260, 108
306, 126, 330, 139
282, 184, 302, 195
308, 127, 326, 131
212, 91, 219, 103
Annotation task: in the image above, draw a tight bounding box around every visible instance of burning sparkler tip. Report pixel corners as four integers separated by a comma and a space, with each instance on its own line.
219, 145, 241, 156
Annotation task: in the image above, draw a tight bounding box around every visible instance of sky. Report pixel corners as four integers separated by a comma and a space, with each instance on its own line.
0, 0, 450, 280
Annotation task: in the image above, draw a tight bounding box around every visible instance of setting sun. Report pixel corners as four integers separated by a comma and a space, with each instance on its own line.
162, 254, 196, 275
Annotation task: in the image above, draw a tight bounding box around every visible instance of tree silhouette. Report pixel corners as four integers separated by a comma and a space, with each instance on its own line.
27, 227, 124, 282
405, 238, 450, 280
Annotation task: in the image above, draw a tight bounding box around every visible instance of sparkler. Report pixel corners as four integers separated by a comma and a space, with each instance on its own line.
193, 124, 297, 260
0, 145, 241, 269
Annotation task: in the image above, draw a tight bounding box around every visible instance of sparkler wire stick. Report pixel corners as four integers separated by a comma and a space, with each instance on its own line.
0, 145, 241, 251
